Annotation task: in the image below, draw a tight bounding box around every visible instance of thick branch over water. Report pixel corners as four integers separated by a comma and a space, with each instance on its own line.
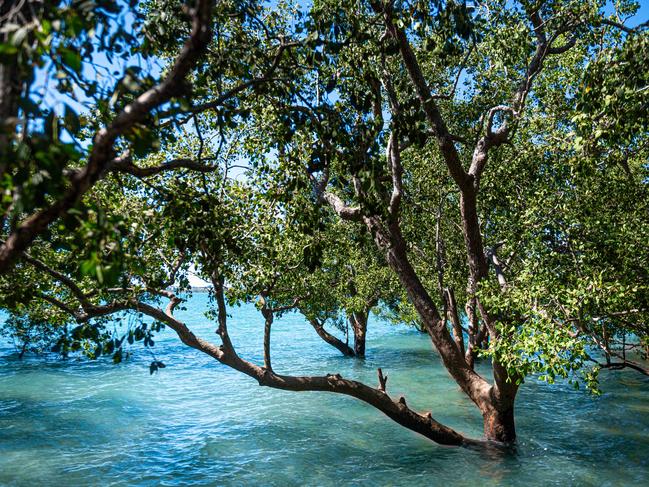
132, 294, 471, 447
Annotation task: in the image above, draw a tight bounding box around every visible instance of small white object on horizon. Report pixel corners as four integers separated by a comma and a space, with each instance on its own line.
187, 265, 211, 288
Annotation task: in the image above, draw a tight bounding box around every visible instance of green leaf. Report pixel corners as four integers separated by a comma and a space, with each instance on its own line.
59, 47, 82, 73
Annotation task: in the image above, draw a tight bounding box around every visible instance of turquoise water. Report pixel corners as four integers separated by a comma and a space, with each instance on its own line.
1, 293, 648, 486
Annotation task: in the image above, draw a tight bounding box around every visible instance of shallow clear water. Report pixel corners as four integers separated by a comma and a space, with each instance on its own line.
1, 293, 648, 486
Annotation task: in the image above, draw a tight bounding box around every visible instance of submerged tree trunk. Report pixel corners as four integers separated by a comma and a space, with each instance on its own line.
18, 342, 27, 359
304, 305, 372, 358
482, 405, 516, 443
306, 316, 355, 356
350, 309, 368, 357
362, 215, 517, 443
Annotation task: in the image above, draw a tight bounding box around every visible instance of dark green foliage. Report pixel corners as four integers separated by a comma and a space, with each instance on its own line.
0, 0, 647, 393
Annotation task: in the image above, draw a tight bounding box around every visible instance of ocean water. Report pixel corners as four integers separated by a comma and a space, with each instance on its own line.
1, 293, 648, 486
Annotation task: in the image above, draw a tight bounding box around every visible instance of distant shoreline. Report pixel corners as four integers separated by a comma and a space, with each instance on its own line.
188, 287, 212, 293
167, 286, 212, 293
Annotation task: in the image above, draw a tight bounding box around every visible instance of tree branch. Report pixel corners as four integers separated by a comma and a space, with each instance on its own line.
22, 252, 91, 307
107, 154, 221, 178
373, 2, 470, 191
485, 245, 508, 291
305, 315, 355, 357
172, 41, 300, 116
601, 18, 649, 35
36, 292, 79, 317
28, 267, 478, 446
377, 367, 388, 392
387, 131, 403, 217
322, 191, 362, 222
0, 0, 214, 274
259, 292, 274, 371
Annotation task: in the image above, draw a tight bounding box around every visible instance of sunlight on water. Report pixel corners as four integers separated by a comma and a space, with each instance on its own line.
1, 294, 648, 486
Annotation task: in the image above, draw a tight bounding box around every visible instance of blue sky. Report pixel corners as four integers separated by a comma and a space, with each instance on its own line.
610, 0, 649, 26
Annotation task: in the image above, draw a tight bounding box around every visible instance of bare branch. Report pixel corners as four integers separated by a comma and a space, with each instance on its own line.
22, 252, 91, 307
270, 297, 301, 313
322, 191, 362, 221
387, 131, 403, 217
259, 292, 274, 371
601, 18, 649, 34
485, 246, 508, 290
36, 292, 79, 317
305, 315, 355, 357
373, 2, 470, 191
589, 356, 649, 376
108, 154, 220, 178
547, 35, 577, 54
211, 272, 235, 352
377, 367, 388, 392
446, 288, 465, 357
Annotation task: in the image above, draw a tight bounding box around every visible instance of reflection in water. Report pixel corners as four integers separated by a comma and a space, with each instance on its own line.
1, 294, 648, 486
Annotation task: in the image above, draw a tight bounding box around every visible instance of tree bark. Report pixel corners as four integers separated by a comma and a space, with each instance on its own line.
307, 317, 355, 356
366, 1, 527, 443
0, 57, 21, 159
0, 0, 34, 181
365, 216, 492, 406
445, 288, 465, 357
350, 310, 368, 357
482, 405, 516, 443
362, 217, 520, 442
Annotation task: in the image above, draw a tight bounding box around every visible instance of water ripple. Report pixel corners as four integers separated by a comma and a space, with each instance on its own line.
1, 296, 648, 486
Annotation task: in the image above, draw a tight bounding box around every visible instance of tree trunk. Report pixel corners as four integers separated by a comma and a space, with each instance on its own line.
445, 288, 465, 357
350, 310, 368, 357
18, 342, 27, 359
0, 0, 31, 177
482, 405, 516, 443
364, 216, 492, 406
0, 60, 21, 156
307, 317, 355, 356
